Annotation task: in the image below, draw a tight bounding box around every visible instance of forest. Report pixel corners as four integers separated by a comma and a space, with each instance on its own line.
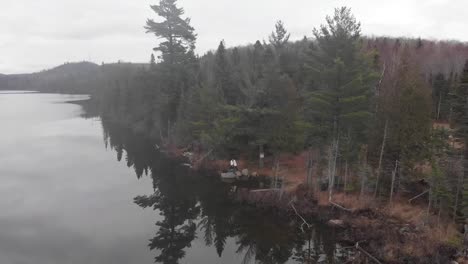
1, 0, 468, 262
93, 1, 468, 223
88, 1, 468, 262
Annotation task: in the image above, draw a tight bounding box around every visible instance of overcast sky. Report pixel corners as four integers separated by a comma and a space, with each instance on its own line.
0, 0, 466, 74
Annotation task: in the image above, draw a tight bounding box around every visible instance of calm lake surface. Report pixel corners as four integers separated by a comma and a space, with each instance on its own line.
0, 92, 346, 264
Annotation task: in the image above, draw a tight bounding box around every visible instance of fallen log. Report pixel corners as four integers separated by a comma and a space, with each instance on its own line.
408, 189, 429, 203
250, 188, 280, 193
327, 219, 345, 227
330, 201, 353, 212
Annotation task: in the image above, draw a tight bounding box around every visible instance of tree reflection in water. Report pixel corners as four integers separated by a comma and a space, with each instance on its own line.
101, 119, 351, 264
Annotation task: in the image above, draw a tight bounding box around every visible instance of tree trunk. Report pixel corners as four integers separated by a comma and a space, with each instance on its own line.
360, 168, 366, 200
329, 138, 339, 202
167, 119, 171, 142
327, 145, 333, 196
426, 187, 432, 223
259, 144, 264, 169
315, 149, 321, 195
453, 163, 462, 220
374, 63, 386, 113
306, 147, 314, 191
437, 200, 442, 228
437, 93, 442, 120
449, 106, 453, 124
359, 145, 368, 200
344, 160, 349, 194
374, 120, 388, 198
389, 160, 399, 204
273, 155, 280, 189
463, 139, 468, 219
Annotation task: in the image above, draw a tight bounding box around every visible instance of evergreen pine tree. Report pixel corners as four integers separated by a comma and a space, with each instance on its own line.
150, 53, 157, 71
145, 0, 196, 65
304, 7, 376, 149
145, 0, 198, 137
269, 20, 290, 50
215, 40, 235, 104
252, 40, 265, 81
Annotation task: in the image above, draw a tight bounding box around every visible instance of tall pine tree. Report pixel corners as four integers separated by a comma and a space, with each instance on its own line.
145, 0, 198, 138
305, 7, 376, 150
145, 0, 196, 65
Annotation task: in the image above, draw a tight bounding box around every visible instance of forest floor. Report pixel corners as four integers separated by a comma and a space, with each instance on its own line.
319, 193, 464, 263
237, 188, 465, 263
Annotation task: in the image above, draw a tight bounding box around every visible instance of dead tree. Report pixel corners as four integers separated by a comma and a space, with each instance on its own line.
389, 160, 399, 204
344, 160, 349, 194
374, 120, 388, 198
359, 145, 369, 200
259, 144, 264, 169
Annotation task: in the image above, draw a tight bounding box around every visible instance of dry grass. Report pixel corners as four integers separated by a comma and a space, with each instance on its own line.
316, 191, 374, 210
385, 199, 427, 225
386, 198, 459, 243
313, 191, 461, 261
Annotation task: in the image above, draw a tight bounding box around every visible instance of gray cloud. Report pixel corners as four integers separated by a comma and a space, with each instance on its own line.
1, 0, 468, 74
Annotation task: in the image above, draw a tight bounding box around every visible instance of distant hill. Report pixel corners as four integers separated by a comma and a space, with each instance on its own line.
40, 61, 100, 76
0, 61, 149, 94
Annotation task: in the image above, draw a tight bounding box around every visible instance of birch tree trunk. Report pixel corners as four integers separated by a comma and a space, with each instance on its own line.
359, 145, 368, 200
327, 145, 333, 196
374, 120, 388, 198
344, 160, 348, 194
360, 168, 366, 200
329, 138, 339, 202
453, 158, 462, 220
273, 156, 280, 189
259, 144, 264, 169
389, 160, 399, 204
306, 147, 314, 191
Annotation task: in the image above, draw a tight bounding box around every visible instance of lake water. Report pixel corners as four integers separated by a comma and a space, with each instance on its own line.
0, 92, 347, 264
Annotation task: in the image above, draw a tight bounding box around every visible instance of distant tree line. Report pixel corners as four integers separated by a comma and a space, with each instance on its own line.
0, 61, 148, 94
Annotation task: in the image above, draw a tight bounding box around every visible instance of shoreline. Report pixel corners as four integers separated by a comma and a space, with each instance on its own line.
232, 185, 462, 263
77, 109, 466, 263
146, 139, 465, 263
187, 150, 463, 263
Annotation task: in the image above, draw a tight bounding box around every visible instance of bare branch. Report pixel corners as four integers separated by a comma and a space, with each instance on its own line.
289, 201, 311, 231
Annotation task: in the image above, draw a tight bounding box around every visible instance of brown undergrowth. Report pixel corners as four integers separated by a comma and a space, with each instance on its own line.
236, 187, 463, 263
179, 148, 465, 263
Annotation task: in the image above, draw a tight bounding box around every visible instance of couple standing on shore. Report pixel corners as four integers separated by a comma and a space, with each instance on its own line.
229, 159, 238, 171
